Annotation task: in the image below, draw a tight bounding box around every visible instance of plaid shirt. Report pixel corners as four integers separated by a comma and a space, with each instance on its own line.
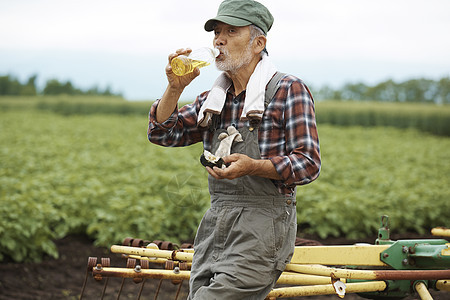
148, 74, 321, 195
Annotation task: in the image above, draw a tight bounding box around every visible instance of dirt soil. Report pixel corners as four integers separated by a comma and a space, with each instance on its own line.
0, 233, 448, 300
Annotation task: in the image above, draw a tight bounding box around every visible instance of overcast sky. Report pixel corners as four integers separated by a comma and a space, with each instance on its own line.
1, 0, 449, 100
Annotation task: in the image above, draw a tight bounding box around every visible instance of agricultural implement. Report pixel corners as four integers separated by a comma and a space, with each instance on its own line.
80, 216, 450, 299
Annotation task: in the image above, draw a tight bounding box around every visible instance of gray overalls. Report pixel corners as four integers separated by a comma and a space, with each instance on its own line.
189, 124, 297, 300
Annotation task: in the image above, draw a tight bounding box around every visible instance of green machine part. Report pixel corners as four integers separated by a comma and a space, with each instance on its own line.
380, 239, 450, 270
375, 215, 450, 270
349, 216, 449, 299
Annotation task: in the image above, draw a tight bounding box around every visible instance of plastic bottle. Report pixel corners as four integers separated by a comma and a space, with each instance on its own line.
171, 47, 220, 76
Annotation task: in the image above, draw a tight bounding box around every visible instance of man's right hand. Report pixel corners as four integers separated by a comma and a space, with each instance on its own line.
155, 48, 201, 124
166, 48, 200, 92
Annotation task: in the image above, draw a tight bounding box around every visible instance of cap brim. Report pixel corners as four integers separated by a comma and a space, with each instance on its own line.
204, 15, 252, 31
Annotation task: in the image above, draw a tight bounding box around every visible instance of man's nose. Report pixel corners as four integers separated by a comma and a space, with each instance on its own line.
214, 33, 226, 46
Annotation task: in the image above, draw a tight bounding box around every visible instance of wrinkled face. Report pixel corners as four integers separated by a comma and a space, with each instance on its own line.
213, 22, 254, 74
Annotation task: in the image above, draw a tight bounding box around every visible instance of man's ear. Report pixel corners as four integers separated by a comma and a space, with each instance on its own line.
253, 35, 267, 54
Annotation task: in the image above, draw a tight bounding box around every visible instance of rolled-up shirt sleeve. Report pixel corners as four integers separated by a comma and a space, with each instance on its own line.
149, 99, 179, 130
148, 92, 208, 147
267, 78, 321, 187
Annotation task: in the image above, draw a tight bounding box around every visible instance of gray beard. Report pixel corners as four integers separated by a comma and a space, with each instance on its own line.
215, 45, 253, 74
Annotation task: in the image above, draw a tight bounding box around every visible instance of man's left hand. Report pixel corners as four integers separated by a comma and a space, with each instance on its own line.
206, 153, 254, 180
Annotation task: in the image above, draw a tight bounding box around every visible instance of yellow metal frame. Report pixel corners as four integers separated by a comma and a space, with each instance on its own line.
415, 281, 433, 300
93, 267, 335, 286
436, 280, 450, 292
112, 244, 390, 266
277, 273, 335, 285
285, 264, 380, 280
431, 227, 450, 238
110, 245, 194, 261
100, 242, 450, 299
266, 281, 387, 299
290, 244, 389, 266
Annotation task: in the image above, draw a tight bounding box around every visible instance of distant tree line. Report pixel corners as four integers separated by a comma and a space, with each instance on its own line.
0, 74, 122, 97
2, 73, 449, 103
315, 77, 450, 104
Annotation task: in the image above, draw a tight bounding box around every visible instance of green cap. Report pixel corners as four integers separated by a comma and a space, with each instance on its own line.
204, 0, 274, 35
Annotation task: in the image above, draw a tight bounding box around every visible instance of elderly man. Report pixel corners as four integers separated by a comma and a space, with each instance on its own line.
148, 0, 321, 298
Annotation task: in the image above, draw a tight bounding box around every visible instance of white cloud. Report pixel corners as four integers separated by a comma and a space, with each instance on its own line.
1, 0, 449, 99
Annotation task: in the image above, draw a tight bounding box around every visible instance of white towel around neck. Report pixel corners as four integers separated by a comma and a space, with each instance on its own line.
197, 55, 277, 127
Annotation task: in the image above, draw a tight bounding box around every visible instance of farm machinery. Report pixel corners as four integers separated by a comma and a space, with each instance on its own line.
80, 216, 450, 299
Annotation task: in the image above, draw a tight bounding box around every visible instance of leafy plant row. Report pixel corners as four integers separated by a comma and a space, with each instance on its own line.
2, 96, 449, 136
0, 110, 449, 262
315, 100, 450, 136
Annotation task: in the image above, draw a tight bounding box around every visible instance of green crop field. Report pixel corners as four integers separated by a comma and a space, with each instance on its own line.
315, 100, 450, 136
1, 97, 449, 262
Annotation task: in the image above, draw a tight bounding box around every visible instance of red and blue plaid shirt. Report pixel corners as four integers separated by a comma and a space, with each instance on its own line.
148, 74, 321, 195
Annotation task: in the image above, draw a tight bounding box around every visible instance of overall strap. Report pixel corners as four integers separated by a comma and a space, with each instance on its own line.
265, 71, 286, 108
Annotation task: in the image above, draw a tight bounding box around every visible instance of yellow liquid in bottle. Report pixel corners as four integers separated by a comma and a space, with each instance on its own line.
171, 56, 210, 76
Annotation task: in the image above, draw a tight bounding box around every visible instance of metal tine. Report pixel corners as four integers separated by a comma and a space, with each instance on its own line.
100, 258, 111, 300
80, 257, 97, 300
154, 279, 163, 300
136, 259, 149, 300
100, 278, 109, 300
116, 278, 126, 300
85, 239, 194, 300
117, 257, 138, 299
137, 279, 147, 300
174, 281, 183, 300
